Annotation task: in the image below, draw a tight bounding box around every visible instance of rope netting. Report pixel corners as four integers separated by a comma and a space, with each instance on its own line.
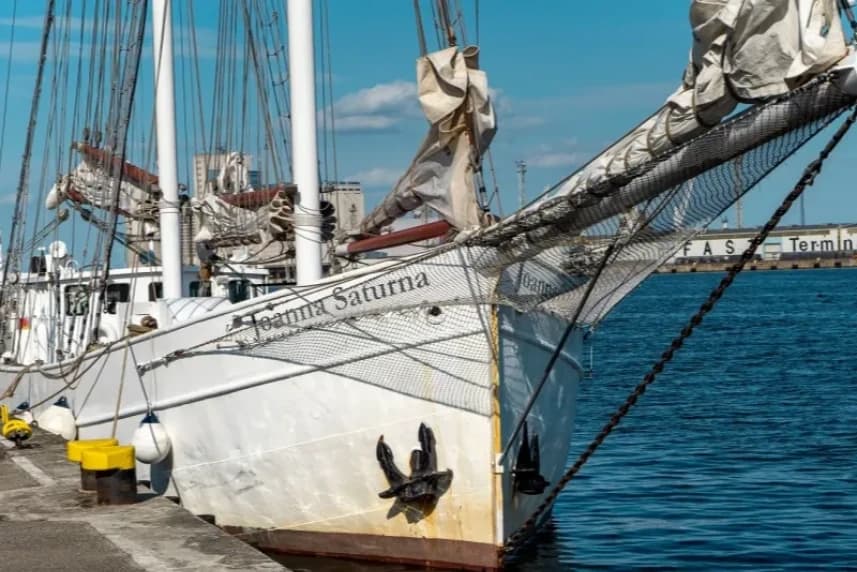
470, 72, 856, 324
196, 72, 856, 380
147, 80, 852, 423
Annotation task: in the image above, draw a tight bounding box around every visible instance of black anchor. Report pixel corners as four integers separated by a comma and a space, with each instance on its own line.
512, 421, 549, 495
376, 422, 453, 504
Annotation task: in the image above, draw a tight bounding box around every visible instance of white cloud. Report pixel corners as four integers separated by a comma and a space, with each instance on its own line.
0, 193, 17, 205
487, 88, 548, 131
346, 167, 402, 187
172, 26, 220, 60
335, 115, 400, 132
489, 87, 511, 113
527, 152, 584, 168
0, 41, 56, 63
504, 115, 545, 129
329, 80, 420, 132
535, 82, 675, 111
0, 16, 84, 30
335, 81, 416, 115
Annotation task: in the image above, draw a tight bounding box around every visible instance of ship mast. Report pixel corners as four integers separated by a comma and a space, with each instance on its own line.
151, 0, 183, 298
287, 0, 323, 284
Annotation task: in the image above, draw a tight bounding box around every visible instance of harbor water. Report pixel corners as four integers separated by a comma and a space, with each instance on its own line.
275, 268, 857, 570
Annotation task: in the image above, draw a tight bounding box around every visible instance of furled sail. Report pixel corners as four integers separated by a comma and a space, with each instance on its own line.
44, 143, 153, 216
359, 45, 497, 236
544, 0, 848, 203
45, 147, 297, 255
192, 153, 297, 248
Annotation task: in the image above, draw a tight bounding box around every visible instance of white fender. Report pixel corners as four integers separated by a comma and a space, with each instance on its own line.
36, 397, 77, 441
132, 412, 172, 464
14, 402, 34, 425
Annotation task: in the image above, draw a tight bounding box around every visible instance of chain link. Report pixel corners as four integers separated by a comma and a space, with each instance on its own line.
502, 103, 857, 556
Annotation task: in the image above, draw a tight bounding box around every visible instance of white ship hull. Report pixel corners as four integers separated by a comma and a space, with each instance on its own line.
0, 248, 583, 569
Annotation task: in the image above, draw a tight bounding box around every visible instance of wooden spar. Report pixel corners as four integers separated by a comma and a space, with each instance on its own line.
335, 220, 452, 256
73, 142, 159, 189
218, 184, 296, 209
75, 141, 295, 209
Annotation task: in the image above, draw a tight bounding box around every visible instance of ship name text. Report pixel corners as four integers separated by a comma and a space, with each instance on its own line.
238, 271, 432, 339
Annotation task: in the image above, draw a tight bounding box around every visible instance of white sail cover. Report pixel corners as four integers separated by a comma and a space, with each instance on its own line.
360, 46, 497, 235
45, 160, 148, 214
192, 153, 293, 246
192, 153, 258, 242
547, 0, 847, 202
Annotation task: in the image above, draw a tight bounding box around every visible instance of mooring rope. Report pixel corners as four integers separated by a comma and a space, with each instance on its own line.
503, 102, 857, 555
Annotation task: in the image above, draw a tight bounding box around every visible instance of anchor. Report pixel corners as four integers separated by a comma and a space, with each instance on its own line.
376, 422, 453, 505
512, 421, 549, 495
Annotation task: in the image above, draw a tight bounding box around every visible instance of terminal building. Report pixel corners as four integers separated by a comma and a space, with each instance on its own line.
668, 224, 857, 266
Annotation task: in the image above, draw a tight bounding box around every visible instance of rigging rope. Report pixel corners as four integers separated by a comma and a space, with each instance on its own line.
839, 0, 857, 40
26, 0, 71, 276
68, 0, 85, 261
0, 0, 17, 170
317, 0, 329, 184
240, 1, 284, 184
502, 102, 857, 556
187, 0, 210, 165
321, 0, 338, 182
413, 0, 428, 56
475, 0, 479, 45
0, 0, 56, 324
500, 241, 617, 463
91, 0, 149, 338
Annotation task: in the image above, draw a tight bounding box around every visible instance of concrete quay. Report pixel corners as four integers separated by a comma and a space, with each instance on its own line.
0, 430, 287, 571
658, 256, 857, 274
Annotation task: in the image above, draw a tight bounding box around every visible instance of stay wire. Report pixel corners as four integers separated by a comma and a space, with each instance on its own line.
266, 0, 293, 176
317, 0, 329, 183
187, 0, 209, 161
255, 0, 291, 178
0, 0, 56, 315
177, 0, 192, 194
239, 0, 283, 183
322, 0, 338, 182
91, 1, 148, 339
500, 240, 618, 465
27, 0, 74, 269
413, 0, 428, 56
475, 0, 479, 45
66, 0, 87, 176
839, 0, 857, 41
68, 0, 87, 261
0, 0, 17, 169
502, 102, 857, 555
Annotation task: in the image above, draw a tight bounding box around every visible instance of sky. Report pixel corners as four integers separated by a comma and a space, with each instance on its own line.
0, 0, 855, 258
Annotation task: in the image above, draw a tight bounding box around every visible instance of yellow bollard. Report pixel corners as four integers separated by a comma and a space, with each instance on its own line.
67, 438, 119, 491
1, 404, 32, 448
81, 445, 137, 505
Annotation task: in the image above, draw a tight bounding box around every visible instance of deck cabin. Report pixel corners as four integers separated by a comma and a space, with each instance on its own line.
4, 243, 270, 365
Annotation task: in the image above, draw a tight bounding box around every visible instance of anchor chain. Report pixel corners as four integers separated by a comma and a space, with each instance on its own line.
503, 102, 857, 556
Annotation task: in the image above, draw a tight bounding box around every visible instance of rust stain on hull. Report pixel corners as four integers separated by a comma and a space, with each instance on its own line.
231, 527, 502, 570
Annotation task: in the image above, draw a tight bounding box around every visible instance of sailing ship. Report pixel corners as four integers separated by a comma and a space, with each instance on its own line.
1, 1, 856, 569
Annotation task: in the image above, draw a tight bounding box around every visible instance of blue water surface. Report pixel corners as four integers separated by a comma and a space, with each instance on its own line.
513, 268, 857, 570
276, 269, 857, 571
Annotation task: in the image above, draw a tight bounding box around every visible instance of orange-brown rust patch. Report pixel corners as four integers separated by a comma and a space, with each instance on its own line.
232, 527, 502, 570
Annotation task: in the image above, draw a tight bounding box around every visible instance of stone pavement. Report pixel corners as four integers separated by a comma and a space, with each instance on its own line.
0, 430, 287, 571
